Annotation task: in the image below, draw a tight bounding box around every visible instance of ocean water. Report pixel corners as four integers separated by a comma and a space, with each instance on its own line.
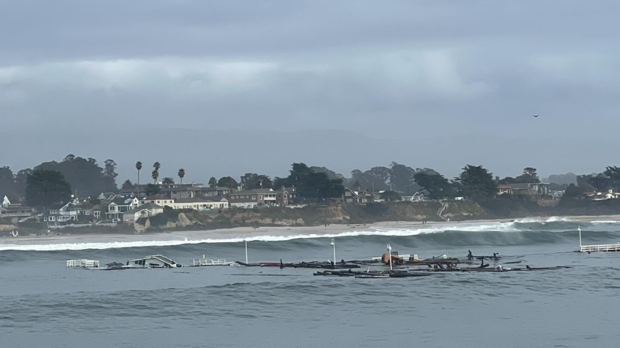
2, 219, 620, 348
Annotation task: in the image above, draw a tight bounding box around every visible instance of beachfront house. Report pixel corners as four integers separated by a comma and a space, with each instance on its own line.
203, 187, 235, 198
107, 197, 140, 221
140, 196, 229, 211
497, 183, 550, 197
343, 187, 374, 204
119, 183, 235, 200
2, 195, 10, 207
122, 203, 164, 223
173, 197, 229, 211
79, 203, 103, 221
0, 195, 35, 222
43, 202, 82, 226
497, 185, 513, 195
584, 189, 620, 201
228, 188, 289, 208
142, 195, 175, 208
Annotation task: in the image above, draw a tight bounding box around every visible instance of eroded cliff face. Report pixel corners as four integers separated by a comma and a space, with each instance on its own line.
135, 201, 490, 232
11, 199, 620, 234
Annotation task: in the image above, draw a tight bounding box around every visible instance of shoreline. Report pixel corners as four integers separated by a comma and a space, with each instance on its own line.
1, 214, 619, 247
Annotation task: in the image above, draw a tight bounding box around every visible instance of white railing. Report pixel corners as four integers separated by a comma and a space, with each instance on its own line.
580, 244, 620, 253
191, 258, 234, 266
67, 259, 100, 268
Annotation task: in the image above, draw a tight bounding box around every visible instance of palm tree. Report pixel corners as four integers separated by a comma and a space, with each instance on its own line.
135, 161, 142, 198
152, 169, 159, 184
178, 168, 185, 184
152, 162, 161, 184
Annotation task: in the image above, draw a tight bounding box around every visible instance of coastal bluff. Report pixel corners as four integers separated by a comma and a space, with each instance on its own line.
7, 199, 620, 235
135, 200, 502, 232
136, 198, 620, 232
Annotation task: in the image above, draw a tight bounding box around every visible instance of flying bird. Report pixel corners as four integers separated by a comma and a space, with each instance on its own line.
533, 114, 539, 118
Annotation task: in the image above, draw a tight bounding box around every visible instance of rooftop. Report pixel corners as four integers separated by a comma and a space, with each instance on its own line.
231, 188, 285, 196
111, 197, 137, 205
144, 195, 170, 200
176, 197, 227, 203
125, 203, 163, 214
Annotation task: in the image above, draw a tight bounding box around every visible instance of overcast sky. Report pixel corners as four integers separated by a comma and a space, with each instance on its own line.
1, 1, 619, 182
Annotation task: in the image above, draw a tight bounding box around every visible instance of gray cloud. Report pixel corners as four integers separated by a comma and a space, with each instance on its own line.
1, 0, 619, 180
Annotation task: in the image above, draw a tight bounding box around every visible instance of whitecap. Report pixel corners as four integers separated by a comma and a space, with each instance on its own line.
0, 221, 523, 251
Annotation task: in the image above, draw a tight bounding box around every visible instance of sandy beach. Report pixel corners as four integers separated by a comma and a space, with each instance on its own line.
1, 214, 619, 248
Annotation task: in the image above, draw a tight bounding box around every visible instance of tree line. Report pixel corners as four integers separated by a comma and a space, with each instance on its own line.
8, 152, 612, 209
562, 167, 620, 200
0, 155, 118, 202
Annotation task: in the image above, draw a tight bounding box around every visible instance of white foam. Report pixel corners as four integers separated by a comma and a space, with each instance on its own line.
513, 217, 544, 223
0, 221, 523, 251
545, 216, 572, 223
374, 222, 519, 234
514, 217, 573, 224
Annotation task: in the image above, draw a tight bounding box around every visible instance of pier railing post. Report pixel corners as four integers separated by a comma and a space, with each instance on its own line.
244, 236, 249, 264
331, 239, 336, 265
387, 244, 393, 271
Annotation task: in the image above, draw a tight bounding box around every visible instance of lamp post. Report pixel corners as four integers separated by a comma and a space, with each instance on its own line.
331, 238, 336, 265
244, 235, 249, 264
387, 244, 393, 271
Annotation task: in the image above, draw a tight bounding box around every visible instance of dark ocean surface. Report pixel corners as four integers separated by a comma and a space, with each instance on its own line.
2, 218, 620, 348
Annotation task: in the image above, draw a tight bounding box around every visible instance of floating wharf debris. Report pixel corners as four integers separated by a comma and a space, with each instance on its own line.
66, 259, 100, 268
236, 260, 361, 269
69, 255, 182, 270
577, 226, 620, 253
129, 254, 181, 268
314, 269, 432, 278
313, 265, 571, 277
409, 265, 571, 273
190, 255, 236, 267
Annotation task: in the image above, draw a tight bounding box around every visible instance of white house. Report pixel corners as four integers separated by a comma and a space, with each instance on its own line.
343, 187, 374, 204
585, 189, 620, 201
122, 203, 164, 223
81, 204, 102, 220
173, 197, 229, 211
2, 195, 11, 207
1, 196, 35, 221
142, 195, 175, 208
107, 197, 140, 221
43, 202, 81, 225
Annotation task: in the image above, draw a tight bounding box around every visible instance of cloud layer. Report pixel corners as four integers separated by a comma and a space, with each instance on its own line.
1, 0, 620, 178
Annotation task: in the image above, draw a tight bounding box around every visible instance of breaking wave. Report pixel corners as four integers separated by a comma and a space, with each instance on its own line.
1, 218, 613, 252
513, 217, 573, 223
0, 221, 533, 252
